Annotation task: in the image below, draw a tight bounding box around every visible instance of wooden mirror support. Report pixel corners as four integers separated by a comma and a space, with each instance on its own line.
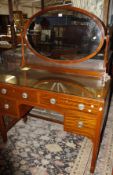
21, 5, 110, 78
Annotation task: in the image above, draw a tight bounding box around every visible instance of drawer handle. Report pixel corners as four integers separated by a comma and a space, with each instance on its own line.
1, 88, 7, 95
4, 104, 10, 109
77, 121, 84, 128
50, 98, 56, 104
78, 103, 85, 110
22, 92, 28, 99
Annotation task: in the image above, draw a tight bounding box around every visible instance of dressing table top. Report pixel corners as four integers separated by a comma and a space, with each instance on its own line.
0, 66, 110, 100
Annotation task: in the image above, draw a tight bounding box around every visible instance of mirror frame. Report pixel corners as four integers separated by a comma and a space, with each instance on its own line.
23, 5, 105, 64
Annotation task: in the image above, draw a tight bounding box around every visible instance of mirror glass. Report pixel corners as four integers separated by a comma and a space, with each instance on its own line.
26, 8, 104, 62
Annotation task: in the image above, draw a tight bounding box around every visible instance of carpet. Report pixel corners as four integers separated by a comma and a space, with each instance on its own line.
0, 99, 113, 175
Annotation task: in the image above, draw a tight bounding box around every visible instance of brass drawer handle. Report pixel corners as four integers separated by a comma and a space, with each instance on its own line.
22, 92, 28, 99
50, 98, 56, 104
78, 121, 84, 128
4, 104, 10, 109
1, 88, 7, 95
78, 103, 85, 110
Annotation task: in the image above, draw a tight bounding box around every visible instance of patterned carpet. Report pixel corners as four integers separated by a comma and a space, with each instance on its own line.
0, 99, 113, 175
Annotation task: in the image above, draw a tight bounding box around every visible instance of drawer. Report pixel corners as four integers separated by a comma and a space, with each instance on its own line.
59, 96, 99, 114
64, 111, 97, 137
0, 97, 18, 116
0, 85, 15, 97
0, 85, 38, 103
39, 93, 58, 106
39, 93, 101, 117
15, 88, 38, 103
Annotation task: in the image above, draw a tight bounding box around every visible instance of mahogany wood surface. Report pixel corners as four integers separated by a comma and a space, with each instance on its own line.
0, 78, 111, 173
0, 4, 111, 174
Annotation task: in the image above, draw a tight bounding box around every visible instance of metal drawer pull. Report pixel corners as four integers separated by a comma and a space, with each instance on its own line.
22, 92, 28, 99
78, 103, 85, 110
1, 88, 7, 94
50, 98, 56, 104
78, 121, 84, 128
4, 104, 10, 109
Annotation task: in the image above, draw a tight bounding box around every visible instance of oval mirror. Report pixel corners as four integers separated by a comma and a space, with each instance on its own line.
24, 5, 105, 64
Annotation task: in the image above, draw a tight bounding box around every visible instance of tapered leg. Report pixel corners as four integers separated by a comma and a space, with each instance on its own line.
0, 114, 7, 142
90, 139, 100, 173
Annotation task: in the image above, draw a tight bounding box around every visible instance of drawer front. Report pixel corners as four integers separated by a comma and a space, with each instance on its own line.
40, 92, 100, 115
59, 96, 99, 114
0, 85, 15, 97
0, 97, 18, 116
0, 84, 38, 103
39, 93, 58, 106
15, 88, 38, 103
64, 111, 97, 137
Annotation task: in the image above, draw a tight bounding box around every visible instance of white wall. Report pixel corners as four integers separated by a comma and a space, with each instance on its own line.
0, 4, 9, 15
0, 4, 39, 17
18, 6, 39, 17
71, 0, 104, 20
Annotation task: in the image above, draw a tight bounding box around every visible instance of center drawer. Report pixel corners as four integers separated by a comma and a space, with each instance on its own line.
39, 93, 58, 106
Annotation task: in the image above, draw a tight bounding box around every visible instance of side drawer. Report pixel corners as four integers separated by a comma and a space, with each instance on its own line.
0, 85, 15, 97
59, 96, 99, 114
14, 88, 38, 103
0, 97, 18, 116
64, 111, 97, 137
0, 85, 38, 104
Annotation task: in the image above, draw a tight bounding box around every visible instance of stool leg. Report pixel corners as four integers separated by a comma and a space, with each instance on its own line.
0, 114, 7, 142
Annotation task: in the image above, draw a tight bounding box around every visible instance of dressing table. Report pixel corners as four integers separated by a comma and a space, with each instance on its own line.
0, 5, 111, 173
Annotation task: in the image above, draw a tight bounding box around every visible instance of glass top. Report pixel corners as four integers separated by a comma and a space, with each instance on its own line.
25, 5, 105, 64
0, 67, 109, 100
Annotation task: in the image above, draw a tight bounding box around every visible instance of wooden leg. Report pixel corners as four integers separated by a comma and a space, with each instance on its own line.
90, 104, 106, 173
23, 115, 28, 123
0, 114, 7, 142
90, 139, 100, 173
